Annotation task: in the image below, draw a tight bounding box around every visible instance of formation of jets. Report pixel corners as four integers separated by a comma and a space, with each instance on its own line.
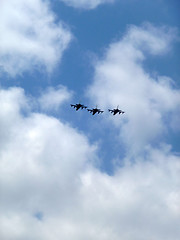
71, 103, 125, 116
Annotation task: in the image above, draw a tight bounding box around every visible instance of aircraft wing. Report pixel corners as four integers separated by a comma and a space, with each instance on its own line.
81, 105, 87, 109
71, 104, 76, 108
98, 110, 104, 114
108, 109, 113, 113
119, 110, 125, 114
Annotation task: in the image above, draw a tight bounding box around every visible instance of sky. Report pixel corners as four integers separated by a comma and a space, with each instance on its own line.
0, 0, 180, 239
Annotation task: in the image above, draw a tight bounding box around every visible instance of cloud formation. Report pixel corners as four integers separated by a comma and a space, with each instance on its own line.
88, 23, 180, 156
0, 86, 180, 240
38, 85, 72, 112
59, 0, 114, 9
0, 86, 97, 239
0, 0, 72, 76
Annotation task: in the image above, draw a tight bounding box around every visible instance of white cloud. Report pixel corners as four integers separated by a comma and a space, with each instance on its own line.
79, 148, 180, 240
59, 0, 114, 9
0, 86, 97, 238
0, 0, 72, 76
38, 85, 72, 112
124, 23, 178, 55
87, 23, 180, 156
0, 87, 180, 240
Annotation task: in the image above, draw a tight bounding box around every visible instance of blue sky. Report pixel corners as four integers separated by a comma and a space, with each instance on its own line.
0, 0, 180, 239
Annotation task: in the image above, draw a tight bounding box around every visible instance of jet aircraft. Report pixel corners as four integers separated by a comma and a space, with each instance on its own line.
87, 107, 104, 115
108, 106, 125, 115
70, 103, 87, 111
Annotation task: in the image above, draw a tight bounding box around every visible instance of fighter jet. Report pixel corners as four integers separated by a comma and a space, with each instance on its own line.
87, 106, 104, 115
108, 106, 125, 115
70, 103, 87, 111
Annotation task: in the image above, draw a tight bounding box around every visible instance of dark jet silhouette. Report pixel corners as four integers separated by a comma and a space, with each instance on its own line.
87, 106, 104, 115
108, 106, 125, 115
71, 103, 87, 111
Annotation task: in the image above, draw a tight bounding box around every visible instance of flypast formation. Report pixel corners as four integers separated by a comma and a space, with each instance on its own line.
70, 103, 125, 115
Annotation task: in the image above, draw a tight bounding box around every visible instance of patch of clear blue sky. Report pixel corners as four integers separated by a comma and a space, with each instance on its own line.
1, 0, 179, 174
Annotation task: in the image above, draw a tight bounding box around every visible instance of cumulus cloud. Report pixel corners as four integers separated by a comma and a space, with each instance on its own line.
0, 0, 72, 76
79, 148, 180, 240
0, 86, 97, 238
59, 0, 114, 9
0, 86, 180, 240
38, 85, 72, 112
87, 23, 180, 156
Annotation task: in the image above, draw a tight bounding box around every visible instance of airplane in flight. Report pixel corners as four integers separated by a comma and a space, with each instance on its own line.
70, 103, 87, 111
108, 106, 125, 115
87, 106, 104, 115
